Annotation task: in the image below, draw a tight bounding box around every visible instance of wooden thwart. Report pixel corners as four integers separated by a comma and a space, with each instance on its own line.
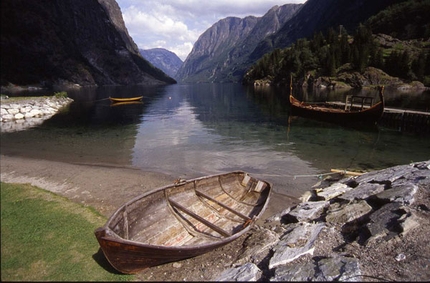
168, 198, 231, 237
195, 190, 251, 221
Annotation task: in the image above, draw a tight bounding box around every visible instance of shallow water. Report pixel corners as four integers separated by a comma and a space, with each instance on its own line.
2, 83, 430, 199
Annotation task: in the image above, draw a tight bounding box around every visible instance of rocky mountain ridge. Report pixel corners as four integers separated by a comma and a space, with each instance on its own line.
0, 0, 176, 89
178, 0, 406, 84
176, 4, 302, 83
140, 48, 183, 80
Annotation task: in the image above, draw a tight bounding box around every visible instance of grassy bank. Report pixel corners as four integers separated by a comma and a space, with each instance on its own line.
0, 182, 131, 281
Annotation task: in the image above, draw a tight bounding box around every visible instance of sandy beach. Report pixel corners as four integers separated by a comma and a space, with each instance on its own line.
0, 154, 299, 219
0, 154, 176, 218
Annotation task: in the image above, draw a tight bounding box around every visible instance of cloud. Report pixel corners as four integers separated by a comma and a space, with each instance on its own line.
116, 0, 307, 61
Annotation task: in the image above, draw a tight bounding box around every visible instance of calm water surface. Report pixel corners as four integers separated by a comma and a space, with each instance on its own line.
2, 83, 430, 198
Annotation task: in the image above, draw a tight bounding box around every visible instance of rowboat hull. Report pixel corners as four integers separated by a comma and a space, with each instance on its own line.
289, 87, 384, 125
109, 96, 143, 103
94, 171, 271, 274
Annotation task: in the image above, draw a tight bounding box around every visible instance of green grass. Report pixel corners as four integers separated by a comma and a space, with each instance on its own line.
1, 182, 132, 281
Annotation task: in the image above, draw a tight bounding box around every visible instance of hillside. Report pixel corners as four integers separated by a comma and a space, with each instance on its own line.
255, 0, 404, 59
176, 4, 302, 83
140, 48, 183, 80
0, 0, 176, 89
243, 0, 430, 88
177, 0, 404, 84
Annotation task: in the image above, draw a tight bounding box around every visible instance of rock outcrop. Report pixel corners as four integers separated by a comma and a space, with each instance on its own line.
0, 96, 73, 132
216, 160, 430, 281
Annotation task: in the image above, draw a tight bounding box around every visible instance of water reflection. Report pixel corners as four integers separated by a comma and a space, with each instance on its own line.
1, 83, 429, 198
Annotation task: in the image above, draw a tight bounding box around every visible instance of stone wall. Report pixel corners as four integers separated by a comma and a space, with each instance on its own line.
0, 96, 73, 133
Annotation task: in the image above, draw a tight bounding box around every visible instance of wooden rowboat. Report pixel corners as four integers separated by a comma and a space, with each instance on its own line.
289, 86, 385, 125
109, 96, 143, 103
94, 171, 272, 274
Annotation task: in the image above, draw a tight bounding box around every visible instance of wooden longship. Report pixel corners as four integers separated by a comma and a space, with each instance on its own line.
289, 86, 385, 125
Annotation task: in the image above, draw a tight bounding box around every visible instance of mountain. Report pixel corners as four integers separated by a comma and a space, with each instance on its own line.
243, 0, 430, 88
254, 0, 408, 59
176, 4, 302, 83
178, 0, 406, 84
0, 0, 176, 88
140, 48, 183, 80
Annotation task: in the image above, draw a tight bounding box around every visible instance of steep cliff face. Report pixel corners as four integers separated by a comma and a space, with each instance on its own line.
176, 16, 259, 83
140, 48, 183, 80
0, 0, 176, 88
176, 4, 302, 83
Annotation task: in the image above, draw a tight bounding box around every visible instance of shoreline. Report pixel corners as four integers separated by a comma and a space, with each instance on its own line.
0, 154, 299, 219
0, 154, 175, 217
2, 154, 429, 281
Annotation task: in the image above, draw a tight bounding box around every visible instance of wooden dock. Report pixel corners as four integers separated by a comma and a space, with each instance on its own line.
326, 101, 430, 135
379, 107, 430, 135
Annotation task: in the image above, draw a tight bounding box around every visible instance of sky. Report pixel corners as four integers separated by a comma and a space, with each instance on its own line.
116, 0, 307, 61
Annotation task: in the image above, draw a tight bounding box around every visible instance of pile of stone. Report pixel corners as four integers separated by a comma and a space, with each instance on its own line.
0, 96, 73, 133
215, 160, 430, 281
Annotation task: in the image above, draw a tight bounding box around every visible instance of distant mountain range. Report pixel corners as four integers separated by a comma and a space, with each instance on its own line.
176, 0, 407, 84
140, 48, 183, 80
1, 0, 421, 89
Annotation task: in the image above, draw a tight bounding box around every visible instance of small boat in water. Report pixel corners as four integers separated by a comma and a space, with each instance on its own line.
94, 171, 272, 274
289, 86, 385, 126
109, 96, 143, 103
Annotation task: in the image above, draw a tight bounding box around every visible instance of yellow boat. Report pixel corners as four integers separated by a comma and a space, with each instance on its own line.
109, 96, 143, 103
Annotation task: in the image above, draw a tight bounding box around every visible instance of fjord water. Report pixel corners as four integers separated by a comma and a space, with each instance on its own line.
2, 83, 429, 198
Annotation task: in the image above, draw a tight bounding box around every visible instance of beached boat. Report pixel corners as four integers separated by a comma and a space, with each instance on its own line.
289, 86, 385, 125
109, 96, 143, 103
94, 171, 272, 274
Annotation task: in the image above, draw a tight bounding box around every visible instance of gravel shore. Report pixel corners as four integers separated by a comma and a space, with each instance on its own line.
2, 155, 429, 281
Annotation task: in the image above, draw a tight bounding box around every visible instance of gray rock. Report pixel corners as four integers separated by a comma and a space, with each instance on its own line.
339, 182, 385, 201
269, 223, 325, 269
271, 256, 361, 282
314, 256, 362, 282
215, 262, 262, 281
317, 183, 353, 200
398, 210, 420, 236
272, 261, 316, 281
325, 200, 372, 224
234, 227, 279, 266
366, 202, 402, 244
355, 163, 417, 184
373, 183, 418, 205
287, 200, 330, 222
